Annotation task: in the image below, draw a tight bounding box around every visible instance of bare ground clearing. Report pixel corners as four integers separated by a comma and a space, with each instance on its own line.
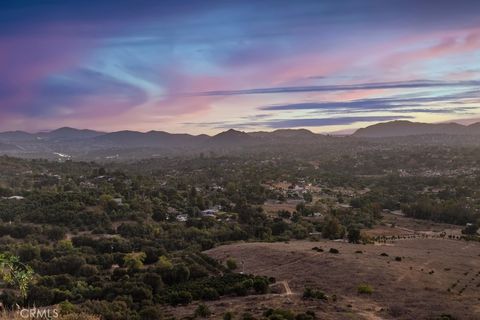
188, 238, 480, 319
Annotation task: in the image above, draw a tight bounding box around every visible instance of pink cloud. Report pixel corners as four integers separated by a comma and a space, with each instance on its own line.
379, 28, 480, 70
0, 23, 98, 114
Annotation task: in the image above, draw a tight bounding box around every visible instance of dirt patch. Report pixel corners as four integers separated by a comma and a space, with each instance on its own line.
195, 239, 480, 320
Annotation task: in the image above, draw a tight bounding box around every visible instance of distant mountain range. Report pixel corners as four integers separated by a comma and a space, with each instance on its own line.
353, 120, 480, 137
1, 121, 479, 160
0, 127, 331, 160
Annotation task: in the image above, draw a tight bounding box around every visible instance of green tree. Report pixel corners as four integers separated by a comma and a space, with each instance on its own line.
123, 252, 146, 270
322, 217, 345, 240
347, 226, 361, 243
0, 253, 34, 298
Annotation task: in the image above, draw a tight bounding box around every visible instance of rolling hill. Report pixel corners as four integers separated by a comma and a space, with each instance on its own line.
1, 121, 480, 160
353, 120, 480, 137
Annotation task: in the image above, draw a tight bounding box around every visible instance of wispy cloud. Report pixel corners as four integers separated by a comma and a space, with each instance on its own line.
187, 80, 480, 97
257, 89, 480, 115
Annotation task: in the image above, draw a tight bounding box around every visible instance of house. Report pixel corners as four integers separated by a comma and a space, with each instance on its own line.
7, 196, 24, 200
176, 214, 189, 222
200, 209, 218, 217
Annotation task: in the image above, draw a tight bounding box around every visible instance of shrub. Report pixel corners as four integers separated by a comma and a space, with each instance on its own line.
242, 313, 254, 320
295, 311, 315, 320
201, 287, 220, 301
123, 252, 146, 270
303, 288, 327, 300
253, 278, 269, 294
394, 256, 402, 262
139, 306, 162, 320
167, 290, 192, 305
380, 252, 389, 257
195, 304, 211, 318
223, 312, 234, 320
59, 300, 76, 315
226, 258, 237, 270
264, 308, 295, 320
233, 283, 248, 296
329, 248, 339, 254
357, 284, 374, 294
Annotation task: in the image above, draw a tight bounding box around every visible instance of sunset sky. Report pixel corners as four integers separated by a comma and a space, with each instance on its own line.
1, 0, 480, 134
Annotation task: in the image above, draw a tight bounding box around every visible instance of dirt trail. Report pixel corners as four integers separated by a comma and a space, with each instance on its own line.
277, 280, 293, 295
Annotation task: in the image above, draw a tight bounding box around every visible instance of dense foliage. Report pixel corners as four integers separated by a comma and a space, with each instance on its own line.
0, 143, 478, 318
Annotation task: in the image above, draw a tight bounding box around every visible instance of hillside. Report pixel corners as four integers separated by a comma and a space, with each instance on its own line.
2, 122, 480, 160
353, 120, 480, 137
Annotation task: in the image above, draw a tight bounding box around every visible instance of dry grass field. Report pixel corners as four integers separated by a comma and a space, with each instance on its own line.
262, 200, 301, 216
203, 239, 480, 319
165, 231, 480, 320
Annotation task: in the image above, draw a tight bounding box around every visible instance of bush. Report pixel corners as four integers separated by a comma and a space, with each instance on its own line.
79, 264, 98, 277
380, 252, 389, 257
223, 312, 234, 320
226, 258, 237, 270
233, 283, 248, 296
264, 308, 295, 320
329, 248, 339, 254
242, 313, 254, 320
357, 284, 374, 294
295, 311, 315, 320
201, 287, 219, 301
59, 301, 76, 315
253, 278, 269, 294
195, 304, 211, 318
303, 288, 327, 300
139, 306, 162, 320
167, 290, 192, 305
394, 256, 402, 262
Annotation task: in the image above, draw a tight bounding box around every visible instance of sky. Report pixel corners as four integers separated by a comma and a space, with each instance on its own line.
1, 0, 480, 134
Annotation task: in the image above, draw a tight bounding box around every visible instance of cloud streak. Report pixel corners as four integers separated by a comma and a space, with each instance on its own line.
258, 89, 480, 115
188, 80, 480, 97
